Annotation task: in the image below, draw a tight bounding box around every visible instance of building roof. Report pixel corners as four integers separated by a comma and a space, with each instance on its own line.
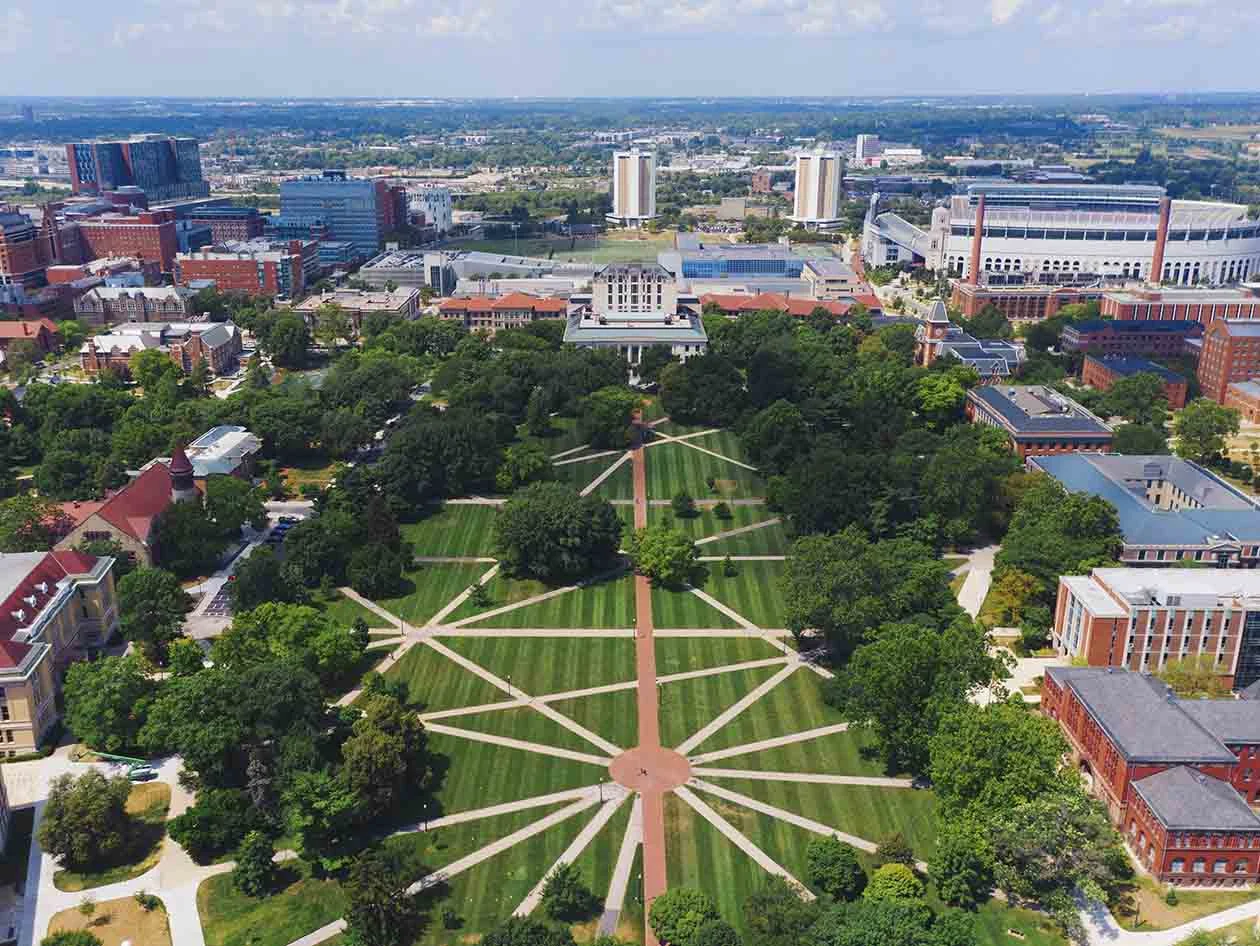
185, 425, 262, 478
1215, 320, 1260, 338
1046, 666, 1239, 764
1177, 702, 1260, 747
439, 294, 568, 314
563, 313, 708, 346
699, 292, 853, 318
0, 320, 58, 339
293, 287, 419, 313
1132, 766, 1260, 832
1085, 356, 1185, 384
968, 385, 1112, 436
1030, 454, 1260, 547
1104, 286, 1260, 306
0, 550, 104, 672
91, 462, 177, 544
1065, 319, 1203, 336
1230, 381, 1260, 400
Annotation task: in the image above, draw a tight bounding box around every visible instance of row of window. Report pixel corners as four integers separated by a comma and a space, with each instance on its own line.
1170, 858, 1251, 874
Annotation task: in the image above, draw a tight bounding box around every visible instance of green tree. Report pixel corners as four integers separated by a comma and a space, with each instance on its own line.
0, 494, 72, 551
264, 313, 311, 369
75, 537, 134, 579
494, 482, 622, 581
579, 386, 640, 449
627, 525, 700, 588
862, 863, 924, 903
232, 830, 276, 897
743, 876, 822, 946
343, 850, 421, 946
659, 353, 748, 427
314, 302, 352, 348
481, 918, 576, 946
230, 545, 298, 612
496, 441, 553, 492
320, 408, 373, 459
1158, 654, 1231, 699
741, 401, 810, 475
117, 567, 191, 663
541, 861, 597, 921
525, 387, 551, 437
671, 490, 698, 517
151, 501, 225, 579
693, 920, 742, 946
212, 602, 363, 685
205, 475, 267, 541
806, 836, 867, 901
341, 693, 432, 813
650, 887, 720, 946
169, 788, 265, 864
876, 832, 916, 867
6, 338, 42, 377
40, 933, 103, 946
62, 655, 156, 754
1173, 399, 1240, 463
931, 818, 994, 909
637, 344, 676, 386
804, 898, 937, 946
167, 638, 206, 676
915, 373, 968, 429
1112, 423, 1168, 454
37, 770, 133, 872
1102, 372, 1169, 426
128, 348, 181, 390
347, 544, 408, 599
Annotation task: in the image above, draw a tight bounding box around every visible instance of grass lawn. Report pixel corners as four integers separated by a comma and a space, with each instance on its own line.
658, 664, 785, 750
311, 590, 387, 628
974, 901, 1068, 946
375, 563, 489, 625
442, 705, 618, 756
713, 777, 939, 860
652, 419, 716, 438
402, 504, 500, 558
279, 455, 341, 493
553, 453, 630, 493
950, 573, 967, 596
199, 861, 346, 946
590, 458, 635, 500
647, 504, 787, 555
425, 731, 601, 816
410, 796, 595, 944
569, 798, 636, 943
651, 583, 741, 629
685, 430, 755, 467
700, 561, 788, 628
549, 689, 639, 751
527, 416, 588, 457
689, 667, 844, 755
655, 636, 784, 675
708, 725, 888, 778
1115, 874, 1260, 931
644, 442, 764, 500
384, 643, 505, 712
451, 572, 637, 628
442, 636, 636, 694
51, 895, 171, 946
54, 782, 171, 892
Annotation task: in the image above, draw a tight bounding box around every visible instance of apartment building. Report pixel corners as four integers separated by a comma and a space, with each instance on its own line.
965, 384, 1113, 458
1081, 355, 1189, 410
1198, 320, 1260, 403
437, 293, 568, 334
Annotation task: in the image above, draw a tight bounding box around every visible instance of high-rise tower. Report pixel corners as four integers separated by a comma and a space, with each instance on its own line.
606, 149, 657, 229
790, 150, 844, 231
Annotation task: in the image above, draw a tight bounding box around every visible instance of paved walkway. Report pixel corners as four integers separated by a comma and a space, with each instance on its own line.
554, 448, 623, 466
687, 722, 851, 765
598, 797, 643, 936
676, 663, 799, 755
413, 555, 498, 564
581, 451, 633, 497
956, 544, 999, 619
694, 518, 782, 547
693, 768, 915, 787
1080, 894, 1260, 945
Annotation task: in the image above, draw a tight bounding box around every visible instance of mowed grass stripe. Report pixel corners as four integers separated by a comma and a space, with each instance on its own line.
646, 503, 778, 540
384, 644, 504, 713
659, 665, 783, 750
705, 727, 888, 779
442, 706, 610, 756
425, 732, 600, 815
654, 637, 782, 675
645, 442, 763, 501
442, 637, 637, 695
401, 504, 500, 558
651, 584, 741, 629
700, 561, 788, 628
460, 574, 637, 629
548, 689, 639, 751
692, 668, 847, 755
375, 563, 488, 626
569, 792, 636, 938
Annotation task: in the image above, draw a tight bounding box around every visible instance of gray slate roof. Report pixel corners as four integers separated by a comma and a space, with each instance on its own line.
1132, 766, 1260, 831
1177, 701, 1260, 746
969, 385, 1112, 436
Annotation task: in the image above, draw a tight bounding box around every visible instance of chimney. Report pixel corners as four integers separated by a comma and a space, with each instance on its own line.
1150, 197, 1172, 285
967, 194, 986, 287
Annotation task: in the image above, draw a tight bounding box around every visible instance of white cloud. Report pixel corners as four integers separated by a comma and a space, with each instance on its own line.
989, 0, 1022, 24
1, 8, 32, 53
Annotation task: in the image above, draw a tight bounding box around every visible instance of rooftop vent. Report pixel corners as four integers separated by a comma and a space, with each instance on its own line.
10, 609, 24, 623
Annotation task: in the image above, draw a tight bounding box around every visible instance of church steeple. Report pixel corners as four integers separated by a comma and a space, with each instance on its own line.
169, 445, 197, 503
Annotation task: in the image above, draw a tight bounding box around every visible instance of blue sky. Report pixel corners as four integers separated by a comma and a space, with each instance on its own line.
4, 0, 1259, 98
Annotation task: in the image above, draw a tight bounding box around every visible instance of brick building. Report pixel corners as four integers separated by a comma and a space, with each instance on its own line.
187, 207, 265, 243
0, 207, 50, 289
74, 209, 179, 275
73, 286, 194, 326
1053, 568, 1260, 686
698, 292, 879, 318
1061, 319, 1203, 357
1102, 285, 1260, 328
0, 550, 119, 756
175, 240, 311, 298
1030, 453, 1260, 568
80, 322, 242, 378
1080, 355, 1189, 410
295, 286, 421, 335
965, 384, 1113, 457
1225, 381, 1260, 423
1042, 666, 1260, 886
1198, 320, 1260, 403
950, 279, 1104, 322
0, 320, 59, 362
437, 292, 567, 334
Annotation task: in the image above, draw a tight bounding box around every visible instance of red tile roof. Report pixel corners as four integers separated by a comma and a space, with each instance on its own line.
440, 295, 567, 314
58, 500, 106, 529
0, 551, 101, 669
94, 462, 176, 544
0, 320, 57, 339
438, 296, 496, 312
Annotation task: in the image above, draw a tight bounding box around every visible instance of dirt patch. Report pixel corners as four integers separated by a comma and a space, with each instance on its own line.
126, 782, 170, 816
50, 895, 172, 946
714, 479, 739, 495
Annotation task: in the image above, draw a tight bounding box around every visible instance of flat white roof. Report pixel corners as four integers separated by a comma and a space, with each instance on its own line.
1091, 567, 1260, 606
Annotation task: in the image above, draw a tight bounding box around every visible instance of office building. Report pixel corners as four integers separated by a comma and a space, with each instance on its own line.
864, 184, 1260, 285
1052, 568, 1260, 685
1198, 320, 1260, 403
74, 209, 179, 275
950, 279, 1104, 322
73, 286, 194, 326
294, 287, 420, 335
1061, 319, 1203, 357
965, 384, 1113, 458
275, 171, 403, 261
659, 238, 804, 282
914, 301, 1025, 378
175, 240, 312, 298
438, 293, 568, 335
408, 184, 453, 233
80, 322, 242, 378
0, 551, 119, 756
802, 258, 863, 300
1081, 356, 1188, 410
67, 136, 208, 203
184, 426, 262, 479
1042, 666, 1260, 885
607, 150, 657, 229
855, 134, 881, 163
187, 206, 266, 243
563, 263, 706, 368
1102, 285, 1260, 327
790, 150, 843, 231
1029, 453, 1260, 568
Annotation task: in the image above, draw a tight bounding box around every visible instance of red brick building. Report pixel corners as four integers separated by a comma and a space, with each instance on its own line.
1197, 320, 1260, 403
1060, 319, 1203, 357
1080, 355, 1188, 410
950, 280, 1103, 322
437, 293, 568, 335
0, 320, 59, 361
80, 322, 242, 378
74, 210, 178, 276
965, 384, 1113, 458
187, 208, 265, 243
174, 241, 309, 298
1042, 666, 1260, 886
1102, 286, 1260, 328
0, 207, 51, 289
1225, 381, 1260, 423
699, 292, 880, 318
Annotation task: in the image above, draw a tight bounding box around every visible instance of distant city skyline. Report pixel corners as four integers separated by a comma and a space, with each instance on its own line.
4, 0, 1260, 98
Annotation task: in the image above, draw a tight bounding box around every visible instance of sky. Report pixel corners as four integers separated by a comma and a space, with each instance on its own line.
5, 0, 1260, 98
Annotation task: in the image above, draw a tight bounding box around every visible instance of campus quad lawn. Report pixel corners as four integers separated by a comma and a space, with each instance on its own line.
973, 901, 1068, 946
375, 563, 489, 625
700, 561, 789, 628
701, 522, 790, 557
54, 782, 170, 892
648, 503, 781, 545
654, 636, 784, 675
658, 664, 786, 750
549, 689, 639, 751
312, 590, 387, 628
442, 705, 617, 755
644, 442, 764, 500
590, 456, 636, 500
383, 643, 504, 712
684, 430, 755, 467
1114, 874, 1260, 931
449, 572, 637, 629
401, 504, 500, 558
704, 724, 888, 778
568, 797, 636, 941
526, 415, 588, 457
441, 636, 637, 694
650, 583, 741, 629
199, 861, 347, 946
552, 452, 630, 492
688, 666, 846, 755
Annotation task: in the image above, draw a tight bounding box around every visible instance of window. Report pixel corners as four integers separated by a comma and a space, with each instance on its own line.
1236, 860, 1250, 874
1215, 859, 1228, 874
1194, 858, 1207, 873
1171, 858, 1186, 873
